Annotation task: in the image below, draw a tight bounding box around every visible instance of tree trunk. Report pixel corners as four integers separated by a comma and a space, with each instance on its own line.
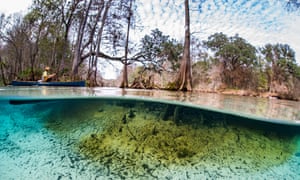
71, 0, 92, 80
89, 0, 106, 87
120, 63, 128, 88
29, 35, 40, 81
59, 0, 81, 77
0, 56, 7, 85
177, 0, 192, 91
120, 0, 133, 88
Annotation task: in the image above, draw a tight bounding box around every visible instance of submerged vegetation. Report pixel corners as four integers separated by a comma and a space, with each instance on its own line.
40, 99, 298, 178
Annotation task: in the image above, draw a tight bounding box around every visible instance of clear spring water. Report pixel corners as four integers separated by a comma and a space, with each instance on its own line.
0, 87, 300, 179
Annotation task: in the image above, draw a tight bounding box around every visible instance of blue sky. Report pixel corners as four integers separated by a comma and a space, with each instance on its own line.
136, 0, 300, 64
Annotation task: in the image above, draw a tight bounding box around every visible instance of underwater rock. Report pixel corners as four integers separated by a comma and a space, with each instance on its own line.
70, 103, 298, 178
122, 114, 127, 124
90, 134, 97, 139
128, 109, 135, 118
98, 108, 104, 112
151, 126, 158, 136
177, 148, 195, 158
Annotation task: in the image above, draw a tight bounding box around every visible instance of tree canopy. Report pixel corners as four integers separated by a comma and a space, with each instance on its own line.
139, 28, 182, 73
205, 33, 257, 89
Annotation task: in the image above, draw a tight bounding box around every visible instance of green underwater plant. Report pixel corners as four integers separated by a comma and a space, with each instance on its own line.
39, 99, 298, 177
76, 101, 298, 176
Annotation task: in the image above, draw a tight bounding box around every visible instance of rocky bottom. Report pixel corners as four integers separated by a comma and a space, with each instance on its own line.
1, 99, 299, 179
42, 100, 298, 179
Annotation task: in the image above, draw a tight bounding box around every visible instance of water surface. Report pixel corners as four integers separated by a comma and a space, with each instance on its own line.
1, 86, 299, 122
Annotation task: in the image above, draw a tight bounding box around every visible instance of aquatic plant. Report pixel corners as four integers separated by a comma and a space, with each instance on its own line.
122, 114, 127, 124
39, 99, 298, 177
76, 102, 297, 176
128, 109, 135, 118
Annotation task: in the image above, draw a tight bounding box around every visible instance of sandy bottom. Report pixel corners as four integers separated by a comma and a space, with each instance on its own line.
0, 99, 300, 179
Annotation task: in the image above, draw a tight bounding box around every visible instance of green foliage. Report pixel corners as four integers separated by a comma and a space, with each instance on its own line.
161, 40, 183, 71
18, 68, 43, 81
260, 43, 298, 84
192, 60, 211, 85
24, 9, 41, 24
204, 32, 228, 51
295, 64, 300, 78
18, 69, 32, 80
128, 66, 144, 83
192, 60, 210, 72
38, 35, 72, 68
165, 81, 178, 90
139, 28, 183, 73
257, 70, 268, 91
205, 33, 257, 89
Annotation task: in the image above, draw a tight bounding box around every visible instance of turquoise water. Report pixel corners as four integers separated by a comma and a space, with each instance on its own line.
0, 87, 300, 179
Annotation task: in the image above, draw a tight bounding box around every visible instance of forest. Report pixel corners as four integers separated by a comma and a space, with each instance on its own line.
0, 0, 299, 100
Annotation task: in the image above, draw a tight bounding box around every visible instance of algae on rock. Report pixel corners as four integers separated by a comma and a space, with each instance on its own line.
76, 102, 297, 176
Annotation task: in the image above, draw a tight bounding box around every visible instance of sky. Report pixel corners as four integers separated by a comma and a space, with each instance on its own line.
1, 0, 300, 79
0, 0, 31, 14
135, 0, 300, 64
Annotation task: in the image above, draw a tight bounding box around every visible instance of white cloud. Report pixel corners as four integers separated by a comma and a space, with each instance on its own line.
0, 0, 31, 14
1, 0, 299, 66
136, 0, 300, 64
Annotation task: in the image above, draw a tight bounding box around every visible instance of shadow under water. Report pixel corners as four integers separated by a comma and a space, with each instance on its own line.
33, 98, 299, 178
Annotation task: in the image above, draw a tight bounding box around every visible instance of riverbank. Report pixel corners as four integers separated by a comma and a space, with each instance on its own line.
103, 76, 299, 102
215, 89, 299, 101
189, 89, 298, 101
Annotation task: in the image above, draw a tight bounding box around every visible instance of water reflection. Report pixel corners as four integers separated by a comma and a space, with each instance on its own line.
1, 86, 299, 122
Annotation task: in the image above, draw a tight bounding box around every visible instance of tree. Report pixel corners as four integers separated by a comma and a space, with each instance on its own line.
120, 0, 134, 88
128, 29, 182, 89
205, 33, 257, 89
0, 54, 7, 85
24, 8, 52, 80
0, 11, 53, 81
8, 0, 77, 81
160, 39, 183, 72
45, 0, 81, 75
260, 43, 298, 92
70, 0, 134, 83
72, 0, 93, 79
139, 29, 170, 72
176, 0, 192, 91
86, 0, 112, 86
138, 29, 183, 72
0, 14, 28, 80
